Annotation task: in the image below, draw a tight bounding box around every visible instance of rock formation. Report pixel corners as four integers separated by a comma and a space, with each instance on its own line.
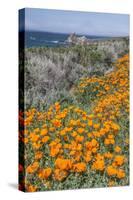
67, 33, 89, 45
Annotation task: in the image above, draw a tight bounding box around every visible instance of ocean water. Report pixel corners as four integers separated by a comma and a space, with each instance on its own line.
23, 31, 108, 48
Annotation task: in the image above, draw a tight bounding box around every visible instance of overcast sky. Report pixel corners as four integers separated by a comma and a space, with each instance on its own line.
20, 8, 129, 36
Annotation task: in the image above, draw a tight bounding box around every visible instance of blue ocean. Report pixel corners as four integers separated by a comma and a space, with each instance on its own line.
24, 31, 108, 48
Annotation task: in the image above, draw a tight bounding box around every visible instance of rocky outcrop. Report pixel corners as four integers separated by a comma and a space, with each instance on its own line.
67, 33, 89, 45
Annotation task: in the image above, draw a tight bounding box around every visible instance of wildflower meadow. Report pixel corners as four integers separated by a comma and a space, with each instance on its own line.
19, 53, 129, 192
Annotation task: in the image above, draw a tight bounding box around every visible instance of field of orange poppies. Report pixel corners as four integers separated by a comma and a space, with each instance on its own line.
19, 54, 129, 192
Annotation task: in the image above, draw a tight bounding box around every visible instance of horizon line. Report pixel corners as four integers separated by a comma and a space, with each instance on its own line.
19, 30, 129, 38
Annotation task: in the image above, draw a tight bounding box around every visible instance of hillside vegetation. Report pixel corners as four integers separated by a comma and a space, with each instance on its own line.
23, 37, 129, 109
19, 38, 129, 191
